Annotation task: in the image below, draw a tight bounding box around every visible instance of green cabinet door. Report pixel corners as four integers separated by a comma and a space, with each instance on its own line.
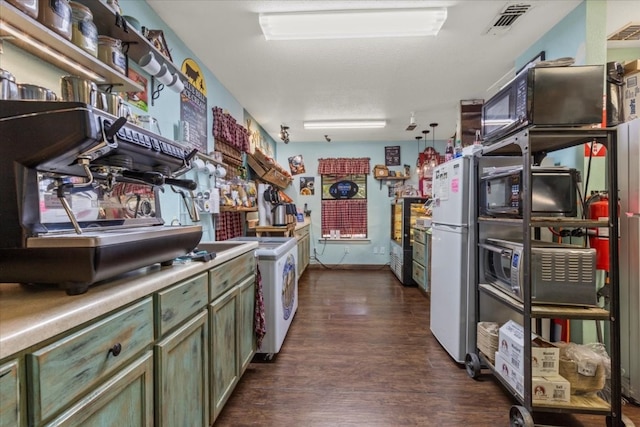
44, 351, 154, 427
0, 360, 21, 427
237, 275, 256, 374
155, 310, 208, 427
209, 287, 238, 424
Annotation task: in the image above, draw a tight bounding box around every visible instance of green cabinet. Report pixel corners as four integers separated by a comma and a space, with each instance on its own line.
210, 286, 239, 423
27, 298, 154, 425
237, 275, 256, 374
0, 360, 21, 427
208, 254, 257, 424
1, 250, 257, 427
45, 352, 154, 427
295, 225, 310, 278
155, 310, 208, 427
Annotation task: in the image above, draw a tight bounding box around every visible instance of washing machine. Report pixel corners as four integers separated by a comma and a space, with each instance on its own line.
230, 236, 298, 357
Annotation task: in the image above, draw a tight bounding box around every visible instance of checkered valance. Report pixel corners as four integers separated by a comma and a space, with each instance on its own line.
317, 158, 370, 175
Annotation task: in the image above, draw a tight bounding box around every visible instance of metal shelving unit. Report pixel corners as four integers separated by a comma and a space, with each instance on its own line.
466, 126, 623, 426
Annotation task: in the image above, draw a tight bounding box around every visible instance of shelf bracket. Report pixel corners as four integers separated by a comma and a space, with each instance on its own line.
151, 76, 164, 106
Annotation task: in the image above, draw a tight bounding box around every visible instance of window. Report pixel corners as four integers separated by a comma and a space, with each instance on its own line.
317, 158, 370, 238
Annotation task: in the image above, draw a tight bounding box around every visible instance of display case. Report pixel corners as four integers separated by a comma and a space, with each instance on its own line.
389, 197, 427, 286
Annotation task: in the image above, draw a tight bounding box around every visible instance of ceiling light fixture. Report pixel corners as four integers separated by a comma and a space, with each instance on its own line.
303, 120, 386, 130
406, 112, 417, 131
279, 124, 290, 144
259, 8, 448, 41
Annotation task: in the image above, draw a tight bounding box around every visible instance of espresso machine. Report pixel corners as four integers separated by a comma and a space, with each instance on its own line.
0, 100, 203, 294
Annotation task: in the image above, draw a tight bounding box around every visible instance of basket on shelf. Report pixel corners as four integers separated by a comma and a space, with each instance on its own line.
477, 322, 499, 363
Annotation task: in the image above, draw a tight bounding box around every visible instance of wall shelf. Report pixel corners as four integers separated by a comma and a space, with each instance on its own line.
374, 176, 408, 189
76, 0, 188, 84
0, 1, 143, 92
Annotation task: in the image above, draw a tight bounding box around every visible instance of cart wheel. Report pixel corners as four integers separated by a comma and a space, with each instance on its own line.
509, 405, 534, 427
465, 353, 481, 379
606, 414, 631, 427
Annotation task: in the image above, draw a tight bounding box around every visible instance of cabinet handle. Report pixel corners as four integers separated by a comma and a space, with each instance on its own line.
108, 343, 122, 357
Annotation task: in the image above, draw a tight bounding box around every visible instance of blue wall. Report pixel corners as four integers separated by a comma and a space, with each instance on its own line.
276, 138, 446, 265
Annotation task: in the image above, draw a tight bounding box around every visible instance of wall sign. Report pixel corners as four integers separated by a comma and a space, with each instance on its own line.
180, 58, 207, 153
385, 146, 401, 166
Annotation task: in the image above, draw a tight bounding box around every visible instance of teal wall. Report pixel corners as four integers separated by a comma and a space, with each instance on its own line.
276, 139, 446, 265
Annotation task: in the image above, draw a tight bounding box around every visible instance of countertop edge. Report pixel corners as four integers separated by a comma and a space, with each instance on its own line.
0, 242, 258, 360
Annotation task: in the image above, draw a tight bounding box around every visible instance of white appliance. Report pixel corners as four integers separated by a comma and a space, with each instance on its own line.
230, 236, 298, 357
430, 155, 476, 363
618, 118, 640, 404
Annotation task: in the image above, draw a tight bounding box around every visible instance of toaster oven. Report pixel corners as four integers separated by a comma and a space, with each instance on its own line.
479, 238, 597, 306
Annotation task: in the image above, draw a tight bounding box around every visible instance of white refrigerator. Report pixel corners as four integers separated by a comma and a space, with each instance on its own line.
430, 155, 476, 364
618, 118, 640, 404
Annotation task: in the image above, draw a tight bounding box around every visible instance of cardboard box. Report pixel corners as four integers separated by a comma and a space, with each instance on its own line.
495, 352, 571, 403
498, 320, 559, 376
623, 59, 640, 122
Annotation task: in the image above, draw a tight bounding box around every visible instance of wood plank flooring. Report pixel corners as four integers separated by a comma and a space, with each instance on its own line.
215, 269, 640, 426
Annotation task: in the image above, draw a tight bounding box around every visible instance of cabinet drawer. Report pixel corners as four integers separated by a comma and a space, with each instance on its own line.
413, 241, 425, 263
412, 260, 426, 288
0, 360, 21, 427
28, 298, 154, 424
414, 228, 426, 245
44, 351, 154, 427
156, 272, 208, 337
294, 225, 309, 239
209, 251, 255, 301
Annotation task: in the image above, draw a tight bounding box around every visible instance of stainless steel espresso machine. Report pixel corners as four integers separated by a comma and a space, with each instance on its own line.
0, 100, 203, 294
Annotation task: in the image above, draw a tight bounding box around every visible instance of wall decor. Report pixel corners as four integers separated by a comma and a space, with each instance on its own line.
288, 155, 306, 175
125, 68, 148, 112
321, 174, 366, 200
385, 145, 401, 166
299, 177, 315, 195
180, 58, 207, 153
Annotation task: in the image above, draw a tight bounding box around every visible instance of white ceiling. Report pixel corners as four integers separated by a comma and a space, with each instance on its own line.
146, 0, 637, 145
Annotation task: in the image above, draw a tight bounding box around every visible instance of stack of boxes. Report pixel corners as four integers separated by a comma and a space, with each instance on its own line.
623, 59, 639, 123
494, 320, 571, 404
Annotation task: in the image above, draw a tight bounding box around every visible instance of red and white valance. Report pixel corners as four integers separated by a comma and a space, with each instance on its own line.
317, 158, 370, 175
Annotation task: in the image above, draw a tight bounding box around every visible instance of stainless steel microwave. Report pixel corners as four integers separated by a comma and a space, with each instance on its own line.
482, 65, 605, 143
479, 166, 579, 218
479, 238, 597, 306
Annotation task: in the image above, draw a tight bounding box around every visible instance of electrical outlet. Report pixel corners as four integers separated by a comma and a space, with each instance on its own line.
373, 247, 378, 254
344, 246, 349, 254
380, 246, 385, 254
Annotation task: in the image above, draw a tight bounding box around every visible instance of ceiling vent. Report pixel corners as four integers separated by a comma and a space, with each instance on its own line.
608, 22, 640, 41
485, 3, 532, 36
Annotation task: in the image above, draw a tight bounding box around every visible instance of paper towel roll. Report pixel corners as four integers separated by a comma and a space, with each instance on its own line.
258, 183, 269, 226
210, 188, 220, 214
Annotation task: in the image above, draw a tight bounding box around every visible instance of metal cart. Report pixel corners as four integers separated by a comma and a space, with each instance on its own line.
465, 126, 624, 426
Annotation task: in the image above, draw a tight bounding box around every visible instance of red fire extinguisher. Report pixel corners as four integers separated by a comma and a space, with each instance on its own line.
586, 192, 617, 271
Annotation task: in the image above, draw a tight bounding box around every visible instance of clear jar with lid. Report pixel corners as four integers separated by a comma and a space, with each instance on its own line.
6, 0, 38, 19
37, 0, 72, 41
70, 2, 98, 57
98, 36, 127, 75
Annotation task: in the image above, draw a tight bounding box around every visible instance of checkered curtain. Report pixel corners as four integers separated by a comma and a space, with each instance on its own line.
317, 158, 370, 175
318, 158, 370, 237
216, 211, 243, 240
321, 199, 368, 236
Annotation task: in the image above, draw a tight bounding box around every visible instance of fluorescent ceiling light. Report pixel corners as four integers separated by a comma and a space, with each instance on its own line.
304, 120, 387, 130
259, 8, 447, 41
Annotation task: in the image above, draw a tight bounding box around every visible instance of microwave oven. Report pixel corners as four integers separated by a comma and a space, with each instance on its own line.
482, 65, 604, 143
479, 238, 597, 306
479, 166, 579, 218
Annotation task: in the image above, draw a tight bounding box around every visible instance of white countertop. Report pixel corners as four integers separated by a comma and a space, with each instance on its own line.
0, 241, 258, 360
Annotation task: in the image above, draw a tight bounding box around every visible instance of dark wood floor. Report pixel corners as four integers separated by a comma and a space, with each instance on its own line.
216, 269, 640, 426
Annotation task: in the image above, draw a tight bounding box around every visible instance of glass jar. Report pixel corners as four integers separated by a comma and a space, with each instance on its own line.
98, 36, 126, 75
38, 0, 72, 41
70, 2, 97, 57
6, 0, 38, 19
